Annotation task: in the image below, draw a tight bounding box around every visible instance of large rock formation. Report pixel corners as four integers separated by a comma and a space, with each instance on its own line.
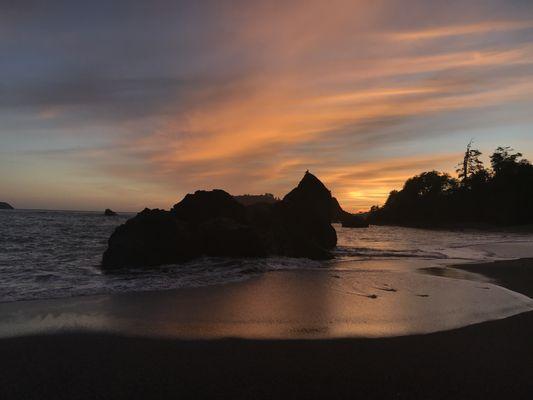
171, 190, 265, 258
102, 172, 338, 269
172, 190, 247, 224
281, 171, 337, 251
102, 209, 197, 268
0, 202, 14, 210
104, 209, 118, 216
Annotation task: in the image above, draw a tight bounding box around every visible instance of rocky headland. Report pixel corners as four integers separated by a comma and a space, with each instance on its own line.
102, 172, 353, 269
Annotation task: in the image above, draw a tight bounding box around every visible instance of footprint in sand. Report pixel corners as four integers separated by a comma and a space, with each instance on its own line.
374, 286, 397, 292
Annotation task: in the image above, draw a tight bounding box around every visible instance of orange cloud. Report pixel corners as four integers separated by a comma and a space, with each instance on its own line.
390, 20, 533, 41
115, 37, 533, 210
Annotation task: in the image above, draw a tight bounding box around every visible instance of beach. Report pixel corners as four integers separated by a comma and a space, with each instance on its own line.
1, 258, 533, 399
4, 1, 533, 398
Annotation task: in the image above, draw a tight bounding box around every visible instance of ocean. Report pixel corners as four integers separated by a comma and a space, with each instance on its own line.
1, 209, 533, 303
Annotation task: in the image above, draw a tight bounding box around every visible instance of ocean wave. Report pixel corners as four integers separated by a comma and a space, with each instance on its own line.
1, 210, 533, 302
333, 246, 449, 259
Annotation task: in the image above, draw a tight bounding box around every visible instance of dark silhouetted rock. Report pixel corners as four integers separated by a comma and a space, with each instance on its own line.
0, 202, 14, 210
104, 209, 118, 216
278, 171, 337, 255
330, 197, 346, 222
243, 172, 337, 260
102, 208, 199, 269
103, 192, 262, 269
172, 190, 247, 225
197, 217, 266, 257
284, 172, 333, 224
102, 172, 339, 269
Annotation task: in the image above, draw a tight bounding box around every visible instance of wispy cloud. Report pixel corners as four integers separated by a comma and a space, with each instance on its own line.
390, 20, 533, 41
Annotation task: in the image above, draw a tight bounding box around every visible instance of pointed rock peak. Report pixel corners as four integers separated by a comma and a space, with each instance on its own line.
282, 171, 331, 203
282, 170, 332, 207
298, 170, 329, 192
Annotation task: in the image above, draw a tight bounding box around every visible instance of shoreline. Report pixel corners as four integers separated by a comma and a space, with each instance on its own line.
1, 258, 533, 399
1, 264, 531, 340
368, 221, 533, 233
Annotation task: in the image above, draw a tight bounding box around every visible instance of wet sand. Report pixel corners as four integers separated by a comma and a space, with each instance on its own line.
1, 259, 533, 399
1, 268, 531, 339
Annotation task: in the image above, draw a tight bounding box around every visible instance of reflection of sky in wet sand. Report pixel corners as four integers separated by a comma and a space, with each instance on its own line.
0, 269, 532, 339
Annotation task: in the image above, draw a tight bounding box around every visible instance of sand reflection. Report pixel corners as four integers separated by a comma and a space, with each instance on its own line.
1, 269, 532, 339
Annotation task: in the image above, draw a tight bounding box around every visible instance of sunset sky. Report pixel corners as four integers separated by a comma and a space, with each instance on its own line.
1, 0, 533, 212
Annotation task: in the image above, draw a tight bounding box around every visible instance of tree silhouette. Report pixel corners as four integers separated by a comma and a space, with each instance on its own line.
368, 144, 533, 227
490, 146, 525, 174
456, 140, 484, 184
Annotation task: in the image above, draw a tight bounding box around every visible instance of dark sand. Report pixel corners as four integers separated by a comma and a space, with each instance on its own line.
453, 257, 533, 297
2, 259, 533, 399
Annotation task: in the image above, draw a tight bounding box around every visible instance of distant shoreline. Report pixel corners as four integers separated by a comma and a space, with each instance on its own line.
0, 208, 136, 214
6, 208, 533, 233
369, 221, 533, 232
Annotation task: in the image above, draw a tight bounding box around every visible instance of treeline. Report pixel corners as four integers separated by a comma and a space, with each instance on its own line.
368, 144, 533, 227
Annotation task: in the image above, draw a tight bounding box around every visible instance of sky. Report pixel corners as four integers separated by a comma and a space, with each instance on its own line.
1, 0, 533, 212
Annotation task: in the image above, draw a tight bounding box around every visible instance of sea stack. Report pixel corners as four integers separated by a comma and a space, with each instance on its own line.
104, 209, 118, 216
0, 202, 14, 210
101, 171, 337, 269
